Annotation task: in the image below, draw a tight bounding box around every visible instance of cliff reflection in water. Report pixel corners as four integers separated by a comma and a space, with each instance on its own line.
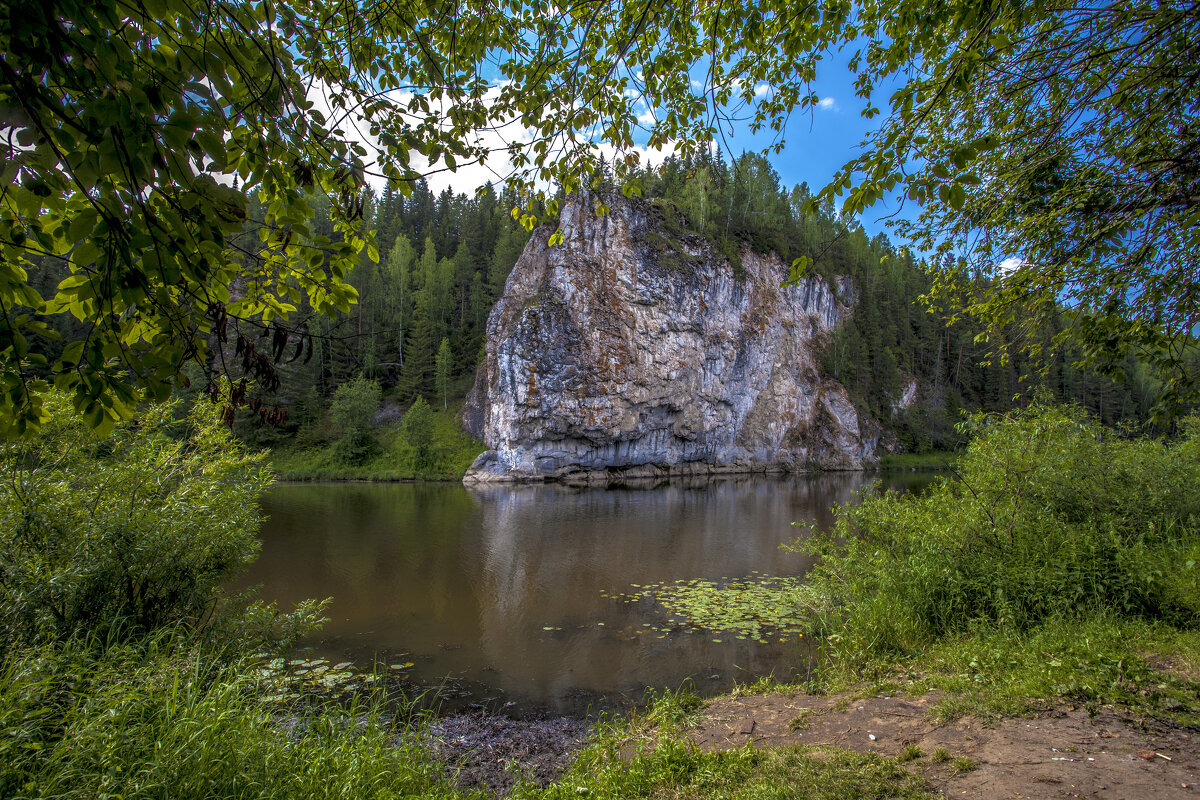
242, 473, 934, 713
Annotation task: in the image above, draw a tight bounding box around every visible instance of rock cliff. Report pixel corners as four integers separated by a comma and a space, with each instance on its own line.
461, 194, 880, 484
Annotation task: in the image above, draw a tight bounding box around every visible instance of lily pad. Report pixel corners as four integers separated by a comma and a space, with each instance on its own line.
609, 574, 813, 641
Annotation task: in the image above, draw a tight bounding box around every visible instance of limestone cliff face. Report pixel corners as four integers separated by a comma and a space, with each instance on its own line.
461, 194, 879, 483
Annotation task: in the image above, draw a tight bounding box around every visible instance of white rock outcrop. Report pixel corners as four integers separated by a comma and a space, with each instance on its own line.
461, 194, 878, 483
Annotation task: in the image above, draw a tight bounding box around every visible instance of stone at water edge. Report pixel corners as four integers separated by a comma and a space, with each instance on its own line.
461, 193, 894, 484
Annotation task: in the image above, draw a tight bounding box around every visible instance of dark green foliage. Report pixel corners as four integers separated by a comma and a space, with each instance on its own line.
330, 376, 382, 464
797, 404, 1200, 662
400, 397, 436, 471
318, 185, 530, 406
435, 338, 452, 410
272, 400, 483, 481
0, 394, 275, 649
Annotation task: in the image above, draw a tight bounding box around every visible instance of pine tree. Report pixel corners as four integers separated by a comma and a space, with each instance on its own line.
435, 338, 452, 410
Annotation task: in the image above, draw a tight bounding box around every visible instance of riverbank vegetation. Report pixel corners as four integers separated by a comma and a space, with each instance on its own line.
807, 403, 1200, 724
269, 392, 484, 481
6, 395, 1200, 799
647, 402, 1200, 726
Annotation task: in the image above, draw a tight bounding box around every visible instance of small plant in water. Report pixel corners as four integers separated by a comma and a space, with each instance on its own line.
610, 571, 810, 643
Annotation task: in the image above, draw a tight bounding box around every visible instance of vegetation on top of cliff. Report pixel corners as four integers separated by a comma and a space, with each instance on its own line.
606, 154, 1185, 450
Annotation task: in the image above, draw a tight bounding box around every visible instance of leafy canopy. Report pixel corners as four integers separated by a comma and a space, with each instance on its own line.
0, 0, 849, 436
6, 0, 1196, 433
810, 0, 1200, 412
0, 0, 365, 436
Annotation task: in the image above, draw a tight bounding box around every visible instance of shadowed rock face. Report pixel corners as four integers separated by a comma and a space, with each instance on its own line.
461, 194, 879, 484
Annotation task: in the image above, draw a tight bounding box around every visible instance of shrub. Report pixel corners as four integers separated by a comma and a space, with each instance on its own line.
0, 393, 275, 649
797, 404, 1200, 661
399, 396, 436, 471
330, 376, 382, 464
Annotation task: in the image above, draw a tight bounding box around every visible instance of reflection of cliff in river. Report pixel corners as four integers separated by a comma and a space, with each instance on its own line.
240, 474, 933, 713
469, 479, 842, 702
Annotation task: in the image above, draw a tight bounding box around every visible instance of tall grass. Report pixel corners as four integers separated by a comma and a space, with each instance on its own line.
0, 639, 465, 800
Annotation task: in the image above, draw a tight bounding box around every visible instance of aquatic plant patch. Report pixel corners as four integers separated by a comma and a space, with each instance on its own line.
608, 572, 808, 643
253, 656, 415, 704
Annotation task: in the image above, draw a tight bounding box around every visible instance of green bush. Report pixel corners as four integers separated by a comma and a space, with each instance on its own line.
0, 394, 275, 648
330, 376, 382, 464
399, 396, 436, 470
798, 404, 1200, 662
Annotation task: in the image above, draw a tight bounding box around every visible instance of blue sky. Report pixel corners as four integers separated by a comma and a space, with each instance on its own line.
335, 44, 911, 239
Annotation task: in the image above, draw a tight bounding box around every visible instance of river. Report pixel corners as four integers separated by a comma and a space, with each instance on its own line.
240, 472, 937, 715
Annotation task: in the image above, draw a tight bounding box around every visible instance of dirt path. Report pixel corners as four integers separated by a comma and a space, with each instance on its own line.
691, 691, 1200, 799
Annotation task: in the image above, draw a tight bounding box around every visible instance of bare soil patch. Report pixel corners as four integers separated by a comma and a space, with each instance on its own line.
692, 691, 1200, 799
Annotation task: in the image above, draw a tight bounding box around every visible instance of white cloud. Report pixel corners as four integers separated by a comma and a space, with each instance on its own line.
997, 256, 1025, 276
305, 79, 678, 197
817, 96, 837, 111
304, 80, 539, 195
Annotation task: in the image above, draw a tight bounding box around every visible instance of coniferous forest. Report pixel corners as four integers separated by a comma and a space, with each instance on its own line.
168, 150, 1174, 468
25, 150, 1175, 473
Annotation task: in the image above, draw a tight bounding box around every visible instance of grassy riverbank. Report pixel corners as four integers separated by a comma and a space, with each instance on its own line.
7, 401, 1200, 798
735, 403, 1200, 724
0, 641, 938, 800
875, 450, 958, 470
9, 624, 1197, 800
271, 402, 485, 481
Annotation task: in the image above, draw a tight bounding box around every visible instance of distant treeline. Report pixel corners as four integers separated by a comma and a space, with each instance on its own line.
26, 151, 1181, 452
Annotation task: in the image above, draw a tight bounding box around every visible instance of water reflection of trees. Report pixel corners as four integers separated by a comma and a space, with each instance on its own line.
244, 474, 930, 712
468, 474, 881, 705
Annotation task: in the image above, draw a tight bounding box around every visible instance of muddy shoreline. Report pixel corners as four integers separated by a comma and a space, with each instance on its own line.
429, 712, 590, 796
264, 657, 606, 796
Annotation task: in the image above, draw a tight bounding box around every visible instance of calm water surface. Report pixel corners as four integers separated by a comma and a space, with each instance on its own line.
241, 473, 936, 714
